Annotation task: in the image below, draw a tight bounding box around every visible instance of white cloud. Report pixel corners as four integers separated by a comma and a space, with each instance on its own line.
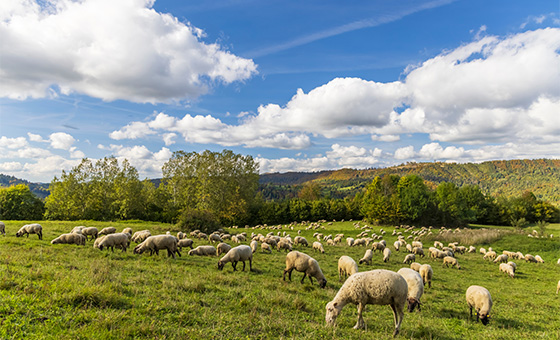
162, 133, 177, 146
394, 146, 415, 160
0, 136, 28, 149
0, 161, 23, 171
103, 144, 172, 178
49, 132, 75, 150
27, 132, 46, 142
0, 0, 257, 103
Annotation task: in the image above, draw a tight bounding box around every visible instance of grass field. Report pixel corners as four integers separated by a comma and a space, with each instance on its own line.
1, 220, 559, 339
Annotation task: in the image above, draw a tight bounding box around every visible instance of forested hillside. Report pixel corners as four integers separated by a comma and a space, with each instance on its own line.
0, 174, 49, 199
259, 159, 560, 206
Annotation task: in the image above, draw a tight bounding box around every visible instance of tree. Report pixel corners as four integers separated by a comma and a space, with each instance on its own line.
361, 175, 402, 225
0, 184, 44, 220
397, 175, 429, 224
298, 182, 322, 201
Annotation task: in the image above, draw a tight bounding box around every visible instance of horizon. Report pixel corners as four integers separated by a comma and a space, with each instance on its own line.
1, 1, 560, 183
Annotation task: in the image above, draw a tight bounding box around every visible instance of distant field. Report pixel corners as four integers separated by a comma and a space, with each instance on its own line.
1, 220, 559, 339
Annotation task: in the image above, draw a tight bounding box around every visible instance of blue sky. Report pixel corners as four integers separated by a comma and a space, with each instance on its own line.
1, 0, 559, 182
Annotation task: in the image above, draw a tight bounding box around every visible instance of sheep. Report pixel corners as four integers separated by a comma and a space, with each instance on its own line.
312, 241, 325, 254
397, 268, 424, 312
98, 227, 116, 236
177, 238, 194, 250
557, 280, 560, 295
16, 224, 43, 240
419, 264, 433, 288
403, 254, 415, 264
352, 238, 366, 247
81, 227, 99, 240
71, 226, 84, 234
557, 258, 560, 265
406, 244, 413, 253
131, 230, 151, 243
393, 240, 401, 251
283, 251, 327, 288
218, 245, 253, 271
466, 285, 493, 325
507, 261, 517, 272
261, 242, 272, 253
338, 255, 358, 281
134, 235, 180, 258
346, 237, 355, 247
479, 247, 487, 255
250, 240, 258, 253
51, 233, 86, 246
177, 231, 186, 240
383, 247, 391, 262
493, 254, 509, 263
371, 242, 385, 252
359, 249, 373, 265
325, 269, 407, 337
535, 255, 544, 263
499, 263, 515, 278
412, 247, 425, 258
95, 233, 130, 252
122, 227, 133, 236
483, 251, 497, 261
410, 262, 422, 272
216, 242, 232, 256
209, 233, 223, 243
188, 245, 217, 256
524, 254, 537, 263
0, 221, 5, 236
443, 256, 461, 269
294, 236, 309, 247
277, 239, 292, 252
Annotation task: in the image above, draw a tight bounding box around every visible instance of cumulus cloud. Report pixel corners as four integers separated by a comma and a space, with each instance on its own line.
49, 132, 75, 150
104, 144, 172, 178
0, 0, 257, 103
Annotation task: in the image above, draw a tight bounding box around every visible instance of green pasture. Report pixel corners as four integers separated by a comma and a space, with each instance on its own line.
0, 220, 559, 339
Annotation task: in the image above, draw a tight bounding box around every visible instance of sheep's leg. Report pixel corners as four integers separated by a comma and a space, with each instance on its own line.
248, 258, 252, 271
353, 303, 365, 329
176, 249, 182, 257
242, 260, 246, 271
390, 302, 403, 337
232, 261, 237, 271
339, 269, 342, 282
300, 272, 307, 284
469, 306, 473, 319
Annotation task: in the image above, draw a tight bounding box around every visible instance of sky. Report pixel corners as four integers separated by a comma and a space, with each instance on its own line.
1, 0, 559, 183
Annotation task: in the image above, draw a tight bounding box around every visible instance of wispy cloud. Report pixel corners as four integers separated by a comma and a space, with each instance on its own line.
247, 0, 455, 58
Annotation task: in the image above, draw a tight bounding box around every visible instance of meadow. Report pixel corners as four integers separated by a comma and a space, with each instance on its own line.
0, 220, 559, 339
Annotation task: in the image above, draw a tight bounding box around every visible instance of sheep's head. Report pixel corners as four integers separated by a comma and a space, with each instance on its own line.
15, 231, 22, 237
133, 245, 143, 254
319, 278, 327, 289
407, 298, 421, 312
51, 238, 61, 245
217, 260, 225, 270
325, 301, 341, 326
479, 313, 490, 325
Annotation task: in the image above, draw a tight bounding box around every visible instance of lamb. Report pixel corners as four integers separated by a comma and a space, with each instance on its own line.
188, 245, 217, 256
443, 256, 461, 269
16, 224, 43, 240
218, 245, 253, 271
95, 232, 130, 252
466, 285, 493, 325
134, 235, 181, 258
499, 263, 515, 278
410, 262, 422, 272
131, 230, 151, 243
403, 254, 415, 264
358, 249, 373, 265
98, 227, 117, 236
419, 264, 433, 288
325, 269, 407, 337
283, 251, 327, 288
397, 268, 424, 312
177, 238, 194, 250
312, 241, 325, 254
250, 240, 258, 253
338, 255, 358, 281
51, 233, 86, 246
493, 254, 509, 263
383, 247, 391, 262
0, 221, 5, 236
261, 242, 272, 253
81, 227, 99, 240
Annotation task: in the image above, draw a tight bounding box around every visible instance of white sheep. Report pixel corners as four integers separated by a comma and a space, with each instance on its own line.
346, 237, 355, 247
209, 233, 223, 243
98, 227, 117, 236
71, 226, 84, 234
338, 255, 358, 281
410, 262, 422, 272
524, 254, 537, 263
283, 251, 327, 288
250, 240, 258, 253
507, 261, 517, 273
358, 249, 373, 265
493, 254, 509, 263
16, 223, 43, 240
131, 230, 151, 243
177, 238, 194, 250
443, 256, 461, 269
81, 227, 99, 240
218, 245, 253, 271
261, 242, 272, 253
294, 236, 309, 247
535, 255, 544, 263
122, 227, 133, 236
325, 269, 407, 337
188, 245, 217, 256
217, 242, 232, 256
412, 247, 424, 258
312, 241, 325, 254
419, 264, 433, 288
371, 242, 385, 252
51, 233, 86, 246
468, 246, 476, 253
393, 240, 401, 251
397, 268, 424, 312
134, 235, 180, 258
0, 221, 4, 236
403, 253, 415, 264
95, 233, 130, 252
466, 285, 493, 325
383, 247, 391, 262
177, 231, 186, 240
499, 263, 515, 278
557, 279, 560, 295
557, 258, 560, 265
277, 239, 292, 252
483, 251, 497, 261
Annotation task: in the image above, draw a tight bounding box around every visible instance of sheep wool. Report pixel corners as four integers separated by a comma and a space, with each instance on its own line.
466, 285, 493, 325
16, 224, 43, 240
410, 262, 422, 272
188, 245, 217, 257
325, 269, 407, 337
98, 227, 117, 236
217, 242, 232, 256
338, 255, 358, 282
383, 247, 391, 262
218, 245, 253, 271
95, 233, 130, 252
250, 240, 259, 253
134, 235, 181, 259
0, 221, 5, 236
283, 251, 327, 288
499, 263, 515, 278
358, 249, 373, 266
443, 256, 461, 269
312, 241, 325, 254
403, 254, 416, 264
419, 264, 433, 288
177, 238, 194, 250
51, 233, 86, 246
397, 268, 424, 312
261, 242, 272, 253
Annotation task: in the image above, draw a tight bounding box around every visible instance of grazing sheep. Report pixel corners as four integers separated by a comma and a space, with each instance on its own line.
0, 221, 5, 236
81, 227, 99, 240
535, 255, 544, 263
479, 247, 487, 255
352, 238, 366, 247
209, 233, 223, 243
177, 231, 186, 240
95, 233, 130, 252
98, 227, 117, 236
483, 251, 497, 261
507, 261, 517, 272
250, 240, 258, 253
188, 245, 217, 256
71, 226, 84, 234
338, 255, 358, 281
294, 236, 309, 247
283, 251, 327, 288
51, 233, 86, 246
383, 247, 391, 262
411, 241, 423, 249
419, 264, 433, 288
412, 247, 424, 258
397, 268, 424, 312
16, 224, 43, 240
466, 285, 493, 325
406, 244, 413, 253
443, 256, 461, 269
131, 230, 151, 243
325, 269, 407, 337
312, 241, 325, 254
410, 262, 422, 272
261, 242, 272, 253
134, 235, 180, 258
493, 254, 509, 263
346, 237, 355, 247
524, 254, 537, 263
371, 242, 385, 253
177, 238, 194, 250
393, 240, 401, 251
468, 246, 476, 253
557, 280, 560, 295
403, 254, 416, 264
359, 249, 373, 265
122, 227, 133, 236
499, 263, 515, 278
214, 242, 231, 256
218, 245, 253, 271
277, 239, 293, 252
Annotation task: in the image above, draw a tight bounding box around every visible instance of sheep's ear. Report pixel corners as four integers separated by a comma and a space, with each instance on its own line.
333, 302, 338, 307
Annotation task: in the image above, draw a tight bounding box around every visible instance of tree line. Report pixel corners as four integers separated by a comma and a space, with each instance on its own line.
1, 150, 558, 231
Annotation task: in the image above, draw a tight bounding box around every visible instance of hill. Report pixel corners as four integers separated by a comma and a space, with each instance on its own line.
259, 159, 560, 205
0, 174, 50, 199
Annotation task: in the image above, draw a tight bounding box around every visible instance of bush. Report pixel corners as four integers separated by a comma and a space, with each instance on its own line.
175, 208, 220, 234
